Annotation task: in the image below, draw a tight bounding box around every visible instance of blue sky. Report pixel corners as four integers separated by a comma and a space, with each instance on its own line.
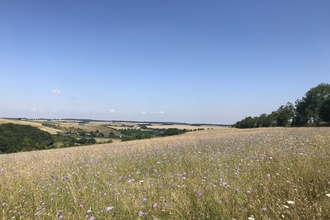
1, 1, 329, 124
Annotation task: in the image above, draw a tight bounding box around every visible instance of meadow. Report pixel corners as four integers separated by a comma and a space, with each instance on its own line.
1, 127, 330, 219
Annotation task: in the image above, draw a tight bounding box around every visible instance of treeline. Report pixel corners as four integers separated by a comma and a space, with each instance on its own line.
120, 128, 190, 142
234, 83, 330, 128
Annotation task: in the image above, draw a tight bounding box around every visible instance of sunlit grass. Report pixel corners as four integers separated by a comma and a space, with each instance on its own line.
1, 127, 330, 219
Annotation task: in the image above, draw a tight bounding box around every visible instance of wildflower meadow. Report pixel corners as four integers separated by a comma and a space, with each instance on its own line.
1, 127, 330, 219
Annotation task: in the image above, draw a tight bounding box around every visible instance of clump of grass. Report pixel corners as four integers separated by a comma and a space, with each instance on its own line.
1, 127, 330, 219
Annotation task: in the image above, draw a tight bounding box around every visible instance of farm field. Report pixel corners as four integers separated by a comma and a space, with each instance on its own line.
1, 127, 330, 219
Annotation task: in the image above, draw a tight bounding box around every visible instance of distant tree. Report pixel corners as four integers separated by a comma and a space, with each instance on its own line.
90, 131, 96, 137
98, 132, 104, 137
109, 132, 117, 138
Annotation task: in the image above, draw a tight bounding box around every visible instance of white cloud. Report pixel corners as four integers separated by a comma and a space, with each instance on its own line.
31, 107, 44, 112
141, 111, 146, 114
159, 111, 165, 114
51, 89, 61, 94
152, 111, 157, 114
109, 109, 115, 113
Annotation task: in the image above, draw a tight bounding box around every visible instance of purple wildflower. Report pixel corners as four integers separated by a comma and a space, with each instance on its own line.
153, 203, 158, 208
262, 207, 267, 212
58, 215, 64, 219
138, 211, 144, 216
87, 210, 92, 214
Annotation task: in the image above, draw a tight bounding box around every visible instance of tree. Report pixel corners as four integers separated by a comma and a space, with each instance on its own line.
293, 83, 330, 126
319, 97, 330, 122
256, 113, 268, 127
109, 132, 117, 138
275, 102, 294, 127
98, 132, 104, 137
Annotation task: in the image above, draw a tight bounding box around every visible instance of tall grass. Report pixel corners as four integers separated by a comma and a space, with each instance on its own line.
1, 127, 330, 219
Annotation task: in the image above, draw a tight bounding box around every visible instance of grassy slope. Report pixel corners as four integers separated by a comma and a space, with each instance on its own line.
1, 127, 330, 219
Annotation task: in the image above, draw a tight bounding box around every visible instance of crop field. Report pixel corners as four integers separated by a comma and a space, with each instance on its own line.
1, 127, 330, 219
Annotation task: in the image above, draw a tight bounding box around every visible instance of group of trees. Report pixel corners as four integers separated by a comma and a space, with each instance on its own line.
119, 128, 191, 142
0, 123, 54, 153
234, 83, 330, 128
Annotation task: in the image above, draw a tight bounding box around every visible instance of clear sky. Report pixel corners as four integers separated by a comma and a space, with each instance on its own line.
1, 1, 330, 124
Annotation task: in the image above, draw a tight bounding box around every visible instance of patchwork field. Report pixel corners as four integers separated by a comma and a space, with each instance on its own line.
1, 127, 330, 219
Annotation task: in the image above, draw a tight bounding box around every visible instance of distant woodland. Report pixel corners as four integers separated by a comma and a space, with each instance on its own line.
0, 123, 54, 153
234, 83, 330, 128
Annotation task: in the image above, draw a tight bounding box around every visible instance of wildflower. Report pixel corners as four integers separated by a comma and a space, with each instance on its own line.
106, 206, 114, 212
246, 190, 251, 194
58, 215, 64, 219
266, 174, 271, 178
262, 207, 267, 212
153, 203, 158, 208
141, 197, 147, 202
287, 201, 295, 204
89, 217, 96, 220
87, 210, 92, 214
138, 211, 144, 216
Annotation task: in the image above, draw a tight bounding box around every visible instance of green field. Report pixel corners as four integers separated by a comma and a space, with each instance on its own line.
1, 127, 330, 219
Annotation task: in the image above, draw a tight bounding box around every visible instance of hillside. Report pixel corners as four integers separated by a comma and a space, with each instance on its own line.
1, 127, 330, 219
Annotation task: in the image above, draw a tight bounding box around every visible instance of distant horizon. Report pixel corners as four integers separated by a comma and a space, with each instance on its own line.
0, 117, 231, 126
